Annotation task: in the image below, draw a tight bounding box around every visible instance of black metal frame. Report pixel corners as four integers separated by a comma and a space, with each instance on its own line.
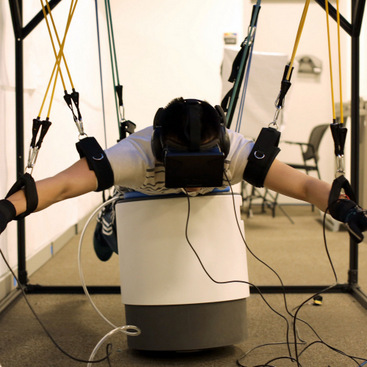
6, 1, 367, 309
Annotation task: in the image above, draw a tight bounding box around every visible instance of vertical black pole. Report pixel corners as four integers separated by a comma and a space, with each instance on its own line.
15, 0, 28, 286
348, 0, 360, 286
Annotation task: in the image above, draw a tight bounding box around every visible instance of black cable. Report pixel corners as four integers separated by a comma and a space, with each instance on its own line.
0, 249, 112, 364
222, 173, 367, 366
225, 178, 324, 366
182, 186, 293, 362
298, 340, 362, 366
224, 175, 298, 358
261, 355, 302, 367
236, 341, 305, 367
290, 210, 338, 365
291, 208, 367, 366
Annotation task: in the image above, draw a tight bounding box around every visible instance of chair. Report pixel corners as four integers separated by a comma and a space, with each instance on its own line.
242, 124, 329, 219
268, 123, 330, 214
282, 123, 330, 179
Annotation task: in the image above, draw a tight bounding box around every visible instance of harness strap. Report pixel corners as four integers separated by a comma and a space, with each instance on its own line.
5, 173, 38, 220
243, 127, 281, 187
76, 137, 114, 192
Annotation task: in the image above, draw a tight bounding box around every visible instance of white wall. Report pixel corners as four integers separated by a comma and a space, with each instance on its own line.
0, 0, 109, 297
0, 1, 366, 301
0, 0, 243, 299
240, 1, 364, 204
106, 0, 243, 126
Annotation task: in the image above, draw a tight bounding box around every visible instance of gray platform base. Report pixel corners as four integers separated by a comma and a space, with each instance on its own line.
125, 298, 247, 351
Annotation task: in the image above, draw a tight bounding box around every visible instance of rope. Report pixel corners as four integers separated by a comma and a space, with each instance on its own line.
226, 0, 261, 126
102, 0, 136, 141
325, 0, 336, 120
104, 0, 122, 125
40, 0, 67, 92
336, 0, 344, 124
26, 0, 79, 172
43, 0, 77, 90
325, 0, 344, 124
38, 0, 78, 118
286, 0, 311, 81
235, 29, 257, 133
94, 0, 108, 149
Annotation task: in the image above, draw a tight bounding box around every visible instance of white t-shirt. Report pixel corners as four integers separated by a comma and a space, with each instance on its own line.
105, 126, 254, 196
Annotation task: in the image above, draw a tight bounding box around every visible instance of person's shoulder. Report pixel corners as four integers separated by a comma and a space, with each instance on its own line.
134, 125, 153, 135
226, 128, 251, 143
225, 128, 254, 158
105, 126, 153, 156
126, 125, 153, 140
112, 126, 153, 146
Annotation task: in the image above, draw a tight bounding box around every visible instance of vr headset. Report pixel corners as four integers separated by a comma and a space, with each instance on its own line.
151, 99, 230, 188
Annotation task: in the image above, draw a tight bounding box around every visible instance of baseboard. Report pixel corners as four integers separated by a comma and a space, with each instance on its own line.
0, 211, 93, 308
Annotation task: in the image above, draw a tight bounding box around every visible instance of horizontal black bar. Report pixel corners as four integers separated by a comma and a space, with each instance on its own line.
250, 284, 351, 294
25, 284, 121, 294
19, 283, 367, 311
24, 284, 351, 295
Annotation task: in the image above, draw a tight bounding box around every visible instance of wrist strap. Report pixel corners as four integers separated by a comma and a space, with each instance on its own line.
328, 175, 356, 209
5, 173, 38, 220
0, 199, 16, 223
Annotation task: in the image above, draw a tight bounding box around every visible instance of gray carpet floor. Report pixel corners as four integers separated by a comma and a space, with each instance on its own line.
1, 204, 367, 367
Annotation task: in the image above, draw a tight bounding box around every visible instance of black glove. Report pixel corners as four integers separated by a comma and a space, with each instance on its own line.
329, 198, 367, 243
0, 199, 16, 235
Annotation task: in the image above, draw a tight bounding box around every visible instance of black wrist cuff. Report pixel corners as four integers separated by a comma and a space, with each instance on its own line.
0, 199, 16, 226
329, 198, 357, 222
5, 173, 38, 220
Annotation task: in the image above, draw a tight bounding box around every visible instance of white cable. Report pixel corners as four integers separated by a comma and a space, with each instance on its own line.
77, 197, 141, 336
87, 326, 140, 367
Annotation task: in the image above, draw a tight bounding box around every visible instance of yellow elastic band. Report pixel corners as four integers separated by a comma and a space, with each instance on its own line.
40, 0, 67, 91
38, 0, 78, 117
45, 0, 78, 90
287, 0, 311, 81
325, 0, 336, 120
336, 0, 344, 124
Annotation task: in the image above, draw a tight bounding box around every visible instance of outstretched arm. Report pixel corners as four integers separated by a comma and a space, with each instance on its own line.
263, 158, 331, 212
264, 159, 367, 243
6, 158, 98, 217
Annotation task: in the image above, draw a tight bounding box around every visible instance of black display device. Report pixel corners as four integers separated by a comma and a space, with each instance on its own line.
151, 98, 230, 189
164, 146, 225, 188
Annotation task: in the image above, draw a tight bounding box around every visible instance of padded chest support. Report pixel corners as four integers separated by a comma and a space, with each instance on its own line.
243, 127, 281, 187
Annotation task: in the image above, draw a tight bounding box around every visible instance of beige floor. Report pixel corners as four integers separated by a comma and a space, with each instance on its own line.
1, 204, 367, 367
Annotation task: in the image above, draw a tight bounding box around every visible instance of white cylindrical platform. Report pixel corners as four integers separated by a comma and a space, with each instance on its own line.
116, 192, 249, 351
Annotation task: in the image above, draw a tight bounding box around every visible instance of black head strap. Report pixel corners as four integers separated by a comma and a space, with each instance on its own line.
185, 101, 201, 151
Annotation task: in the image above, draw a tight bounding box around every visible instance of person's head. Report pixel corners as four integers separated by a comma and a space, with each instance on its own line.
151, 98, 230, 188
151, 97, 230, 162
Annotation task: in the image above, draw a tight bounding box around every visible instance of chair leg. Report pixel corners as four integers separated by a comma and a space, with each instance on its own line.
262, 189, 277, 217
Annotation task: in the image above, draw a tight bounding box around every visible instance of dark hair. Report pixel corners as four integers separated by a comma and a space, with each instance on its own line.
157, 97, 221, 146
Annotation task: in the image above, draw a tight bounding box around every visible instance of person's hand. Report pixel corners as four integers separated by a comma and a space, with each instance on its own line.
0, 200, 16, 235
329, 197, 367, 243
